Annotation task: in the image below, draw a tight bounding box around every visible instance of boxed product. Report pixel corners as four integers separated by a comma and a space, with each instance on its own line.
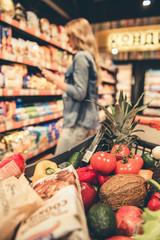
1, 64, 23, 89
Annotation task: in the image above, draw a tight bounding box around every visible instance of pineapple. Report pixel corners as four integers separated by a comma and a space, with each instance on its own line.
97, 91, 150, 149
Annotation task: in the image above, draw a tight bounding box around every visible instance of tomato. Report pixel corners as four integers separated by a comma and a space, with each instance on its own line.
90, 151, 116, 175
114, 154, 144, 175
134, 154, 144, 169
111, 144, 130, 160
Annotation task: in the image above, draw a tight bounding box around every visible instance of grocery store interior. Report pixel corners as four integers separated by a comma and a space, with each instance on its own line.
0, 0, 160, 165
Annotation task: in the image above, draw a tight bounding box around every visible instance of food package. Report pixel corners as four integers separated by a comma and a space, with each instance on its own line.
1, 64, 23, 89
0, 174, 44, 240
26, 11, 39, 30
50, 23, 59, 41
0, 0, 15, 18
15, 166, 90, 240
14, 3, 27, 25
40, 18, 51, 36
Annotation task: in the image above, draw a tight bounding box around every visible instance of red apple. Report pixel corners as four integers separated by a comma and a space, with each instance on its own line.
116, 206, 143, 237
80, 182, 97, 210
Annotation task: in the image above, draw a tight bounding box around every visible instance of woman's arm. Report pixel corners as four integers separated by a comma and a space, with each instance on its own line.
42, 69, 67, 92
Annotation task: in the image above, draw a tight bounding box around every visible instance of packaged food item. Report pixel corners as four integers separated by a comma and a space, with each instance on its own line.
14, 3, 27, 26
50, 23, 59, 41
26, 11, 39, 30
0, 0, 15, 18
40, 18, 51, 36
0, 174, 44, 240
0, 153, 25, 182
15, 166, 90, 240
1, 64, 23, 89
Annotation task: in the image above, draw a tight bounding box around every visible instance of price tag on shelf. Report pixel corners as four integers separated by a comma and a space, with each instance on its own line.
51, 90, 55, 95
58, 65, 62, 73
29, 119, 34, 125
20, 89, 28, 95
5, 16, 12, 24
46, 63, 51, 69
17, 56, 23, 63
7, 89, 13, 96
34, 90, 39, 95
6, 121, 13, 130
34, 149, 39, 156
45, 35, 50, 42
39, 117, 44, 122
19, 21, 26, 30
30, 89, 35, 95
23, 120, 29, 126
35, 30, 40, 37
57, 89, 62, 95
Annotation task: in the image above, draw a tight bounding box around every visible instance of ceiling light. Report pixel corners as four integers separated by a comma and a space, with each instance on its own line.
112, 48, 118, 55
143, 0, 151, 6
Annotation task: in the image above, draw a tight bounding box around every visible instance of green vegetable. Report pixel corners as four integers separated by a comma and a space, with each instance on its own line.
87, 203, 117, 239
45, 167, 56, 175
141, 153, 156, 169
67, 148, 84, 169
147, 178, 160, 193
134, 208, 160, 240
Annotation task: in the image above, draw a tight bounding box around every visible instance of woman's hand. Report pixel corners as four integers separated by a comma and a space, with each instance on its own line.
42, 68, 67, 92
42, 69, 59, 83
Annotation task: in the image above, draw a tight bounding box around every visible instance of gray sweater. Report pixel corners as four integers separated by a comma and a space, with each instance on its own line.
63, 50, 100, 129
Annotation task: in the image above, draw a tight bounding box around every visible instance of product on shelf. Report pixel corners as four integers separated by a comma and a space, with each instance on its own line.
0, 0, 15, 18
1, 64, 23, 89
143, 69, 160, 116
26, 11, 39, 30
0, 118, 63, 161
40, 18, 51, 36
14, 3, 26, 24
50, 23, 59, 41
115, 64, 132, 100
0, 24, 12, 54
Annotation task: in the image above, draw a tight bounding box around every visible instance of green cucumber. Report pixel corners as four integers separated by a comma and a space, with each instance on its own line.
67, 148, 84, 169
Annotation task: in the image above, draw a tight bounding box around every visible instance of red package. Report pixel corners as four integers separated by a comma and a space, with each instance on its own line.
0, 153, 25, 182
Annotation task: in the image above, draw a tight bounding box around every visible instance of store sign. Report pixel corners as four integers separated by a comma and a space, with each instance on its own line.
96, 25, 160, 52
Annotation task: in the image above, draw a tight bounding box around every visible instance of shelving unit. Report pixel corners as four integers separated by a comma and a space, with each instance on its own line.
0, 14, 117, 162
0, 14, 67, 162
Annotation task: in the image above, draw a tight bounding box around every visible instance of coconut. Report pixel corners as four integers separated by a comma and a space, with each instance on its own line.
99, 174, 147, 211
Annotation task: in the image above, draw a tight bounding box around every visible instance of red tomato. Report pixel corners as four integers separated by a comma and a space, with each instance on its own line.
114, 154, 143, 175
111, 144, 130, 160
90, 151, 116, 175
134, 154, 144, 169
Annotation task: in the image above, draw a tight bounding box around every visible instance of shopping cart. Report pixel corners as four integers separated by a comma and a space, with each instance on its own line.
25, 135, 158, 180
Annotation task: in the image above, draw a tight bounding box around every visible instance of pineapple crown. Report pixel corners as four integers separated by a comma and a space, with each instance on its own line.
97, 91, 150, 148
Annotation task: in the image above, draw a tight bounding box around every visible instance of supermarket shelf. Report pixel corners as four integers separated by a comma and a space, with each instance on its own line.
102, 78, 116, 84
25, 139, 58, 162
98, 91, 115, 95
100, 64, 117, 75
0, 14, 72, 54
1, 112, 63, 133
0, 88, 63, 97
0, 53, 67, 73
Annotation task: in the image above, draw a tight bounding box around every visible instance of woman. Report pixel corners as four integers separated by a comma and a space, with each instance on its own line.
42, 18, 102, 155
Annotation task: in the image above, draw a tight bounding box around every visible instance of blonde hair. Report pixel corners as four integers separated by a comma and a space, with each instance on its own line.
65, 18, 102, 86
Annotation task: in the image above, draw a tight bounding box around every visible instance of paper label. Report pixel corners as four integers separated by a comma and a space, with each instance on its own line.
0, 160, 21, 182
